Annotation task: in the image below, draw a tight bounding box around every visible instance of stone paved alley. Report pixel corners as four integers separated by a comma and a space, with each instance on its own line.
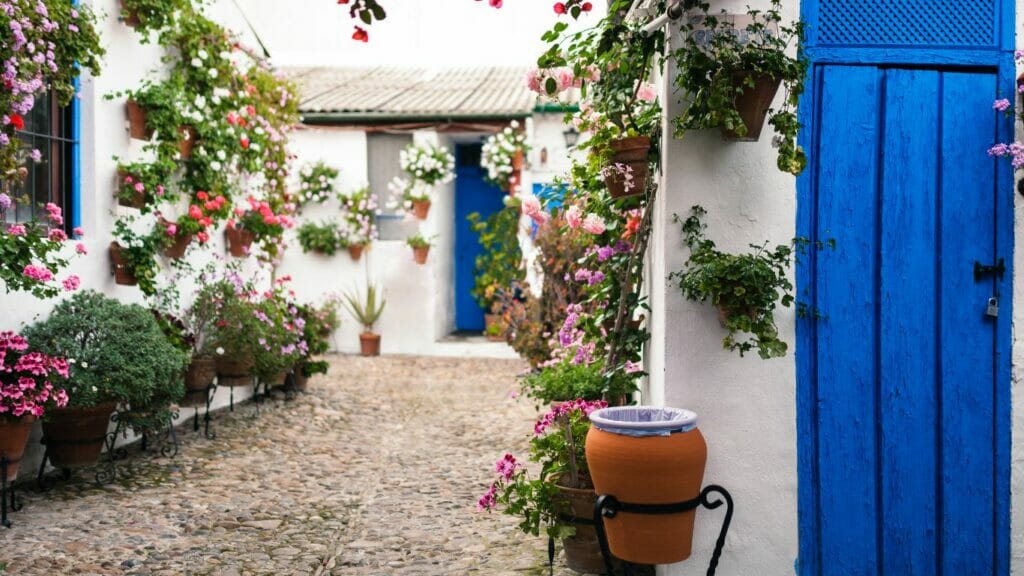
0, 356, 580, 575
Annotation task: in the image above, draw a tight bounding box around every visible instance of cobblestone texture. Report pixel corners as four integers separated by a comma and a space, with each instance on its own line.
0, 355, 585, 575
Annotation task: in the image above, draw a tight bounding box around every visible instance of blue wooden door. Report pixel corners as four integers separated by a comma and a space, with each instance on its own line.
796, 65, 1012, 575
454, 143, 506, 332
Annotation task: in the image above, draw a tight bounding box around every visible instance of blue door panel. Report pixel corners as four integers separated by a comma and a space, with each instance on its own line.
454, 144, 506, 332
800, 65, 1008, 575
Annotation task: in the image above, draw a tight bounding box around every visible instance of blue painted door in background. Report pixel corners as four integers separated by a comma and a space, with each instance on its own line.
454, 143, 506, 332
798, 66, 1010, 575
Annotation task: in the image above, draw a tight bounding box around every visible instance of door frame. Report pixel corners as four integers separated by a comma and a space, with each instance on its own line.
794, 2, 1016, 573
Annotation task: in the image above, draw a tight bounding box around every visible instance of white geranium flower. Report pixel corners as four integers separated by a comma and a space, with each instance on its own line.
210, 161, 222, 171
216, 347, 225, 355
198, 49, 209, 60
191, 57, 202, 68
208, 68, 218, 79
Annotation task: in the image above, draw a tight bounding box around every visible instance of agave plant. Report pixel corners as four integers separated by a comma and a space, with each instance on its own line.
343, 283, 386, 333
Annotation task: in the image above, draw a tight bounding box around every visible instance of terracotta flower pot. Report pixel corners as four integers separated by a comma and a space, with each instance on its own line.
185, 356, 216, 393
163, 232, 193, 259
511, 149, 525, 171
293, 372, 309, 392
116, 170, 146, 209
177, 125, 197, 159
225, 227, 255, 258
605, 136, 650, 199
412, 199, 431, 220
585, 407, 707, 565
724, 73, 781, 141
125, 100, 152, 141
215, 356, 254, 387
412, 246, 430, 265
348, 244, 365, 261
0, 415, 36, 481
42, 403, 118, 470
359, 332, 381, 357
120, 0, 141, 27
109, 242, 138, 286
555, 483, 608, 574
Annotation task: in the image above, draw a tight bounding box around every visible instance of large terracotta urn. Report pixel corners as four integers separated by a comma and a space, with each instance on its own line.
585, 406, 707, 565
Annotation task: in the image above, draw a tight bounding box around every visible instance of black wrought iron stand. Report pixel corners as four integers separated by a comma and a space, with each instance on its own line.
191, 381, 218, 439
141, 411, 181, 459
1, 454, 23, 528
592, 485, 734, 576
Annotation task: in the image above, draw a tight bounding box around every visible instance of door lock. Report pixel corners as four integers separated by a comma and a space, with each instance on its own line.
974, 258, 1006, 280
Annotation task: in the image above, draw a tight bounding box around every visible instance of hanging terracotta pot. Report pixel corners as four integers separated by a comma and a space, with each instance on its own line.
724, 73, 781, 141
359, 332, 381, 357
412, 200, 431, 220
177, 126, 197, 159
119, 0, 141, 27
585, 406, 707, 565
163, 232, 193, 259
116, 170, 146, 209
225, 227, 255, 258
0, 415, 36, 481
511, 149, 525, 171
348, 244, 365, 261
604, 136, 650, 199
125, 100, 152, 141
42, 403, 117, 470
412, 246, 430, 265
109, 242, 138, 286
555, 483, 608, 573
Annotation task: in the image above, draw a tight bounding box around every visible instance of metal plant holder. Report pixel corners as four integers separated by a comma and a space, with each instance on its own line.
37, 411, 127, 489
1, 454, 23, 528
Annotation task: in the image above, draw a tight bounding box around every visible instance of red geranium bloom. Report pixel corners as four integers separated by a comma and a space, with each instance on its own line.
352, 26, 368, 42
9, 114, 24, 131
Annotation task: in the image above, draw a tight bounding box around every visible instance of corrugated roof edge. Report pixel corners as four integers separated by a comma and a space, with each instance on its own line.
300, 111, 532, 125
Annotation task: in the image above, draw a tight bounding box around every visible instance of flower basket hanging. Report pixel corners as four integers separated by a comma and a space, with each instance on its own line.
348, 244, 365, 261
723, 73, 781, 141
412, 199, 431, 220
109, 242, 138, 286
116, 170, 146, 209
604, 136, 650, 199
412, 246, 430, 265
225, 227, 255, 258
125, 100, 153, 141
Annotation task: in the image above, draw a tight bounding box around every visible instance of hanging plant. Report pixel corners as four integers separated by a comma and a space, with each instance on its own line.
481, 121, 529, 192
671, 0, 808, 175
297, 221, 343, 256
115, 159, 176, 210
668, 206, 794, 359
119, 0, 188, 38
297, 161, 339, 207
337, 186, 378, 250
399, 143, 455, 186
111, 217, 163, 295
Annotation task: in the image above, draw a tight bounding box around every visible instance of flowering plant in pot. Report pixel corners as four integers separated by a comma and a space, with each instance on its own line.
0, 0, 103, 182
23, 291, 187, 468
479, 399, 609, 573
672, 0, 807, 175
111, 217, 162, 295
115, 159, 175, 210
669, 206, 794, 359
293, 302, 333, 391
343, 282, 386, 357
228, 196, 293, 255
521, 359, 607, 407
119, 0, 187, 38
196, 275, 264, 385
387, 177, 433, 220
406, 233, 433, 265
0, 331, 69, 480
481, 121, 529, 192
0, 199, 83, 299
251, 277, 308, 387
296, 161, 339, 208
297, 221, 343, 256
338, 186, 378, 260
399, 142, 455, 186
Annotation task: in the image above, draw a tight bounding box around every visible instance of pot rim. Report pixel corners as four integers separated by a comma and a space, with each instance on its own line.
589, 406, 698, 435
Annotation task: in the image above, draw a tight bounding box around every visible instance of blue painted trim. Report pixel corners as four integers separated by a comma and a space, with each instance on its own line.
70, 0, 81, 234
804, 47, 1005, 67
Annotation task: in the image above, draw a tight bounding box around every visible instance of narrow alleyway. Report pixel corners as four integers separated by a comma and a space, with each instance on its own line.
0, 356, 578, 575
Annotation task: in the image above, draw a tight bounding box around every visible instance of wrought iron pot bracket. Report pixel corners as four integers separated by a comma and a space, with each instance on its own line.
592, 484, 734, 576
1, 453, 24, 528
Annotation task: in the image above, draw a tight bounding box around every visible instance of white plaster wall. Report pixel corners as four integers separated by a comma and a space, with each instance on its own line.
1010, 2, 1024, 573
652, 2, 801, 574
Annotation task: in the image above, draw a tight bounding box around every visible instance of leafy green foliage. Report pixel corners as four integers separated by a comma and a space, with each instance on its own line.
521, 360, 606, 404
405, 233, 432, 249
112, 217, 164, 296
120, 0, 188, 40
23, 291, 187, 428
672, 0, 808, 175
197, 279, 264, 362
468, 207, 524, 311
343, 283, 386, 331
669, 206, 794, 359
297, 221, 343, 255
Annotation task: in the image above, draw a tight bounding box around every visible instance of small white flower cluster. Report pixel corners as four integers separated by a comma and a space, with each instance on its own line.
387, 176, 432, 203
481, 121, 527, 192
399, 143, 455, 186
297, 162, 339, 206
338, 187, 379, 245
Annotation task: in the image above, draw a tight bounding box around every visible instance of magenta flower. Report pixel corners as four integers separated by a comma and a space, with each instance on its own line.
61, 275, 80, 292
22, 264, 53, 282
476, 483, 498, 512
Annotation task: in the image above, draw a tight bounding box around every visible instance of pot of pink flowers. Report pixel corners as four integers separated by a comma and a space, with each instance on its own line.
0, 332, 70, 482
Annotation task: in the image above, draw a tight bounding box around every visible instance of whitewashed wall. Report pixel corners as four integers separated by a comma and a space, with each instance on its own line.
1010, 2, 1024, 573
649, 1, 802, 574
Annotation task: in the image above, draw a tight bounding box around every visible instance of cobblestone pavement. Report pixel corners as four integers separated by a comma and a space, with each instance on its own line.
0, 355, 584, 575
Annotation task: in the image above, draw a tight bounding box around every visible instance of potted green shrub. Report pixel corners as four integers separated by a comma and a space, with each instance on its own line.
0, 332, 69, 481
479, 399, 610, 573
669, 206, 794, 359
521, 360, 607, 407
297, 221, 343, 256
672, 0, 808, 175
23, 291, 188, 469
343, 283, 386, 357
468, 207, 525, 334
406, 233, 433, 265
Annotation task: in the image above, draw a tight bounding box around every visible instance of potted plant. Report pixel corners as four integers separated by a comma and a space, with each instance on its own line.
23, 291, 187, 470
115, 159, 174, 210
110, 217, 161, 294
468, 207, 525, 332
406, 233, 433, 265
227, 197, 290, 258
479, 399, 610, 573
119, 0, 187, 36
119, 81, 185, 149
0, 201, 84, 300
387, 177, 433, 220
521, 359, 607, 407
156, 216, 193, 259
297, 221, 343, 256
672, 0, 808, 175
251, 280, 307, 388
399, 142, 455, 187
293, 302, 333, 392
198, 278, 264, 387
338, 186, 378, 261
481, 121, 529, 193
669, 206, 794, 359
343, 282, 386, 357
0, 332, 69, 481
296, 161, 339, 209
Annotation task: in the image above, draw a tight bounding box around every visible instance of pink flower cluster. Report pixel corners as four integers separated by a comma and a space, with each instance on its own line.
565, 205, 606, 235
533, 398, 608, 436
526, 65, 600, 98
521, 194, 548, 226
0, 331, 69, 417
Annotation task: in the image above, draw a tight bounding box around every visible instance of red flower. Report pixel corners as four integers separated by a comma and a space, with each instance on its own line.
338, 0, 349, 3
352, 26, 368, 42
553, 2, 566, 14
197, 190, 209, 201
240, 136, 250, 149
582, 1, 592, 10
9, 114, 24, 131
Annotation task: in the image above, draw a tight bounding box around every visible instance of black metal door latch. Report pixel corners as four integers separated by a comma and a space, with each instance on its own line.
974, 258, 1005, 280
